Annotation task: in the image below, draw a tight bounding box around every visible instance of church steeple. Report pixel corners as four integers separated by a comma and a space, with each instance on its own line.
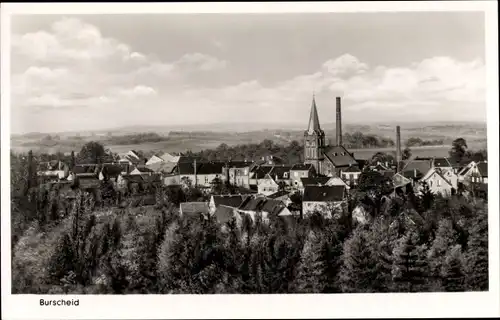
307, 93, 321, 132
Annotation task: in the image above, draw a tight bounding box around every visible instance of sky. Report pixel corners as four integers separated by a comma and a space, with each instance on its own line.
10, 12, 486, 134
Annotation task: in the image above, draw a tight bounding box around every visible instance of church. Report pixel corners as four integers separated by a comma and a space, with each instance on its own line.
303, 95, 361, 180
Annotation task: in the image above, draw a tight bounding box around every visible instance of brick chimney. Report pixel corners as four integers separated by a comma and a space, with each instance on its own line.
396, 126, 401, 172
336, 97, 342, 146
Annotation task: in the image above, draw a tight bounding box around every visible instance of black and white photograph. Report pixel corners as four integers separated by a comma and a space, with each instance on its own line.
1, 2, 499, 319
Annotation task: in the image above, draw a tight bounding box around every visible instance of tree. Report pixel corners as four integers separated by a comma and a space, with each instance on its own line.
463, 207, 488, 291
402, 147, 412, 161
449, 138, 469, 164
292, 231, 326, 293
392, 230, 429, 292
78, 141, 106, 164
370, 152, 395, 166
427, 219, 458, 289
441, 245, 466, 292
339, 226, 379, 293
47, 233, 75, 284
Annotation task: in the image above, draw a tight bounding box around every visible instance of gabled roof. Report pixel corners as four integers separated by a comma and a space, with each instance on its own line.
267, 190, 290, 199
238, 196, 267, 211
226, 160, 253, 168
197, 162, 225, 175
177, 156, 202, 163
291, 163, 314, 171
303, 185, 346, 202
269, 165, 292, 179
212, 195, 245, 208
180, 202, 210, 215
251, 165, 274, 179
477, 161, 488, 177
401, 158, 433, 177
421, 168, 453, 187
433, 157, 453, 168
133, 166, 155, 173
260, 199, 287, 216
324, 145, 358, 167
300, 176, 331, 186
342, 165, 362, 173
176, 161, 203, 175
392, 173, 412, 188
307, 94, 323, 133
215, 205, 238, 224
101, 164, 124, 178
146, 161, 177, 174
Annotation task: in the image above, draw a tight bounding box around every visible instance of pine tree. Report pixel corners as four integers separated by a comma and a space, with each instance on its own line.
463, 208, 488, 291
392, 230, 430, 292
292, 231, 326, 293
427, 219, 458, 289
339, 226, 379, 293
47, 233, 75, 283
441, 245, 466, 292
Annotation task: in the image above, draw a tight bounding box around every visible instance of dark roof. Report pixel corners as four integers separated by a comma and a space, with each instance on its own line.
212, 195, 244, 208
291, 163, 314, 171
215, 205, 238, 224
401, 159, 432, 177
176, 162, 203, 175
197, 162, 225, 175
226, 161, 253, 168
134, 166, 154, 173
73, 165, 98, 174
261, 199, 287, 216
433, 157, 452, 168
303, 185, 346, 202
177, 156, 202, 163
269, 166, 292, 179
343, 165, 361, 173
300, 176, 330, 186
477, 161, 488, 177
324, 145, 358, 167
239, 197, 267, 211
251, 165, 274, 179
180, 202, 209, 215
101, 164, 124, 178
307, 95, 323, 132
121, 175, 144, 183
267, 190, 290, 199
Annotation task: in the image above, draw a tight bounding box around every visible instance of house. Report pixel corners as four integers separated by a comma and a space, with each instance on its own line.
179, 202, 210, 219
196, 162, 226, 188
118, 150, 145, 166
163, 173, 181, 186
145, 151, 180, 165
267, 190, 292, 206
117, 174, 144, 194
225, 161, 253, 189
298, 176, 349, 192
340, 165, 362, 186
146, 161, 177, 175
209, 194, 246, 214
38, 160, 70, 181
257, 173, 280, 196
269, 165, 293, 186
432, 157, 454, 172
99, 164, 125, 181
129, 166, 155, 176
302, 185, 347, 218
249, 165, 274, 190
214, 205, 243, 230
400, 157, 433, 183
419, 167, 459, 197
175, 161, 203, 187
260, 199, 292, 219
237, 197, 290, 223
458, 160, 488, 184
290, 163, 316, 189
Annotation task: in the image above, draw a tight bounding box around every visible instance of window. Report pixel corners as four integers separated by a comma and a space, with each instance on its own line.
437, 180, 441, 187
283, 172, 288, 178
430, 181, 433, 187
294, 172, 298, 177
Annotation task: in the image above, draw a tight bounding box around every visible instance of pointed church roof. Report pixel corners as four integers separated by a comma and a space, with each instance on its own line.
307, 95, 322, 132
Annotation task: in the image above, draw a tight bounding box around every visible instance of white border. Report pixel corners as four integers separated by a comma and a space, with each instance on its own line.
1, 2, 499, 319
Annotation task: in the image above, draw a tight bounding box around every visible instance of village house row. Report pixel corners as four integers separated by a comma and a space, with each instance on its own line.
36, 96, 488, 222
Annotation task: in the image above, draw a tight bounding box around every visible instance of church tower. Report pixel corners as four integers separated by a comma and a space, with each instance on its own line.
304, 94, 325, 174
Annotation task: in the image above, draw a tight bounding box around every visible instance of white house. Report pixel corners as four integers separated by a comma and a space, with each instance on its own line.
290, 163, 316, 189
257, 173, 280, 196
302, 185, 347, 218
146, 152, 180, 166
458, 160, 488, 184
419, 167, 458, 197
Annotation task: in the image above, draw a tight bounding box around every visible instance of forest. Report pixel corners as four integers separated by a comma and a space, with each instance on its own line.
9, 138, 488, 294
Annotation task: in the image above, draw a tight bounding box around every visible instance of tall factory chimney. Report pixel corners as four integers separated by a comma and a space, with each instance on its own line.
336, 97, 342, 146
396, 125, 401, 172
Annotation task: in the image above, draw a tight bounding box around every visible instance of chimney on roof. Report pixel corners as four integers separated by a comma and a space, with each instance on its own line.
396, 126, 401, 172
336, 97, 342, 146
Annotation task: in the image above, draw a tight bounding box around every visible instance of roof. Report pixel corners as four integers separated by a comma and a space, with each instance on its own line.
251, 165, 274, 179
267, 190, 290, 199
343, 165, 362, 173
303, 185, 346, 202
101, 164, 124, 178
176, 161, 203, 175
226, 161, 253, 168
146, 161, 177, 174
121, 174, 144, 183
73, 165, 98, 174
177, 156, 202, 163
260, 199, 287, 216
323, 145, 358, 167
477, 161, 488, 177
197, 162, 225, 175
401, 158, 432, 177
212, 195, 245, 208
300, 176, 331, 186
307, 95, 323, 133
433, 157, 453, 168
291, 163, 314, 171
239, 196, 268, 211
269, 165, 292, 179
392, 173, 412, 188
180, 202, 210, 215
215, 205, 238, 224
133, 166, 155, 173
421, 168, 453, 187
